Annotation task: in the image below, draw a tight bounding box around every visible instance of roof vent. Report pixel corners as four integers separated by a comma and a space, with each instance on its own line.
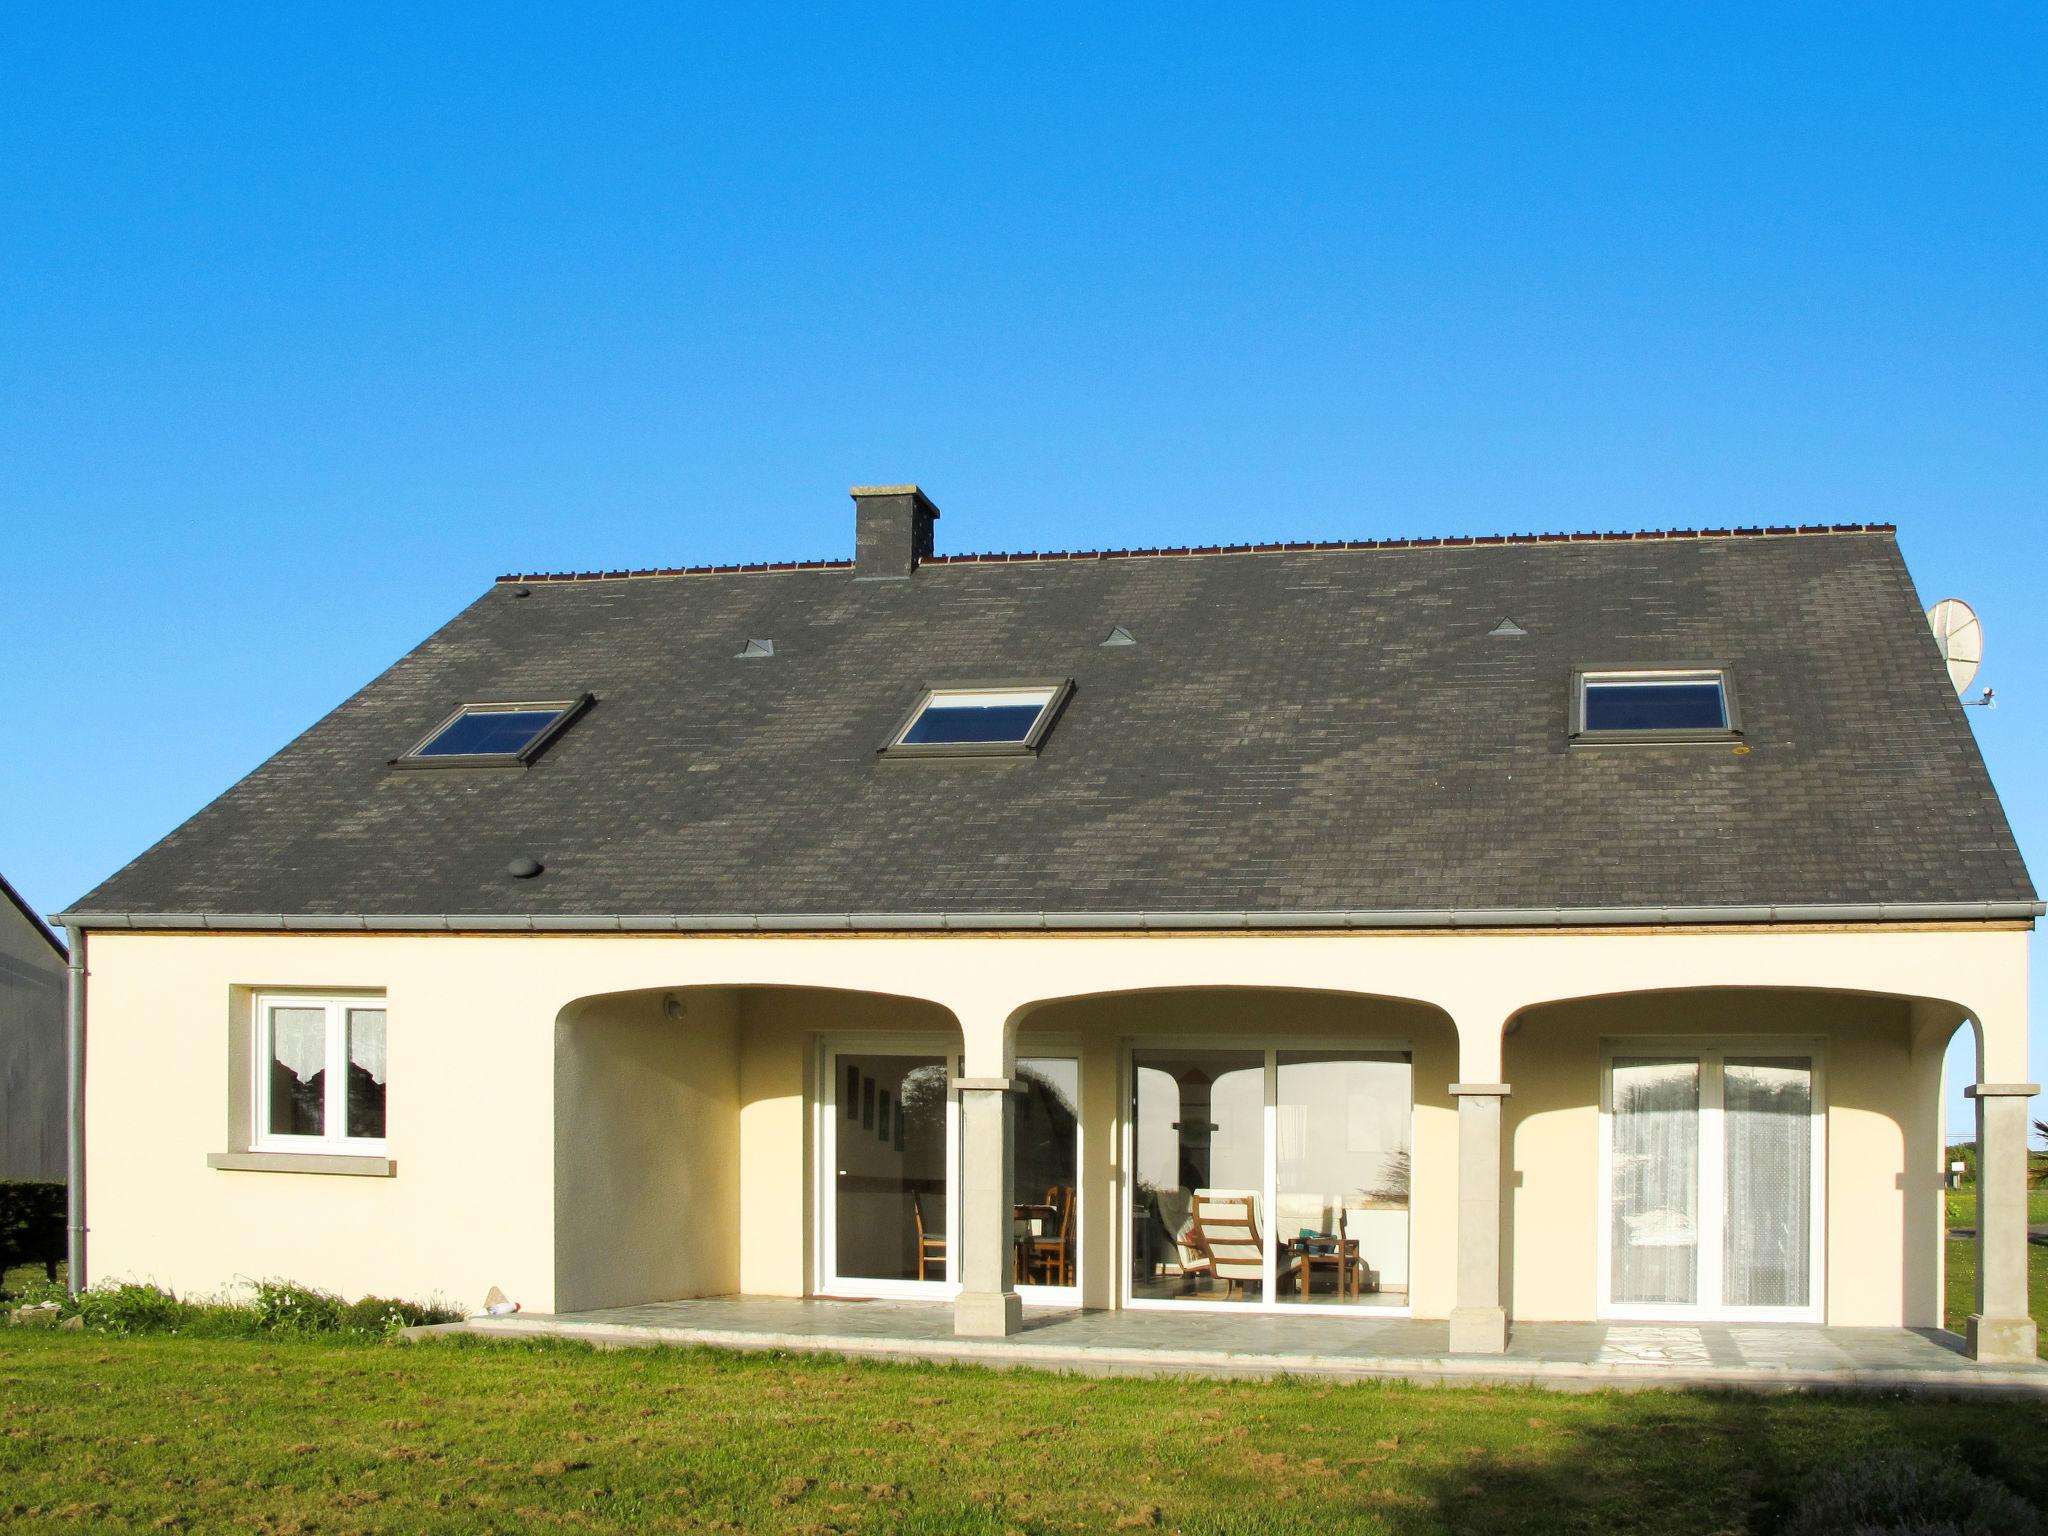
851, 485, 940, 579
506, 856, 544, 879
1489, 617, 1527, 637
1101, 626, 1136, 647
735, 638, 775, 659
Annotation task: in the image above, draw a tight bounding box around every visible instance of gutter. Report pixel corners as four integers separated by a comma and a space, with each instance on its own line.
63, 925, 85, 1295
49, 899, 2046, 934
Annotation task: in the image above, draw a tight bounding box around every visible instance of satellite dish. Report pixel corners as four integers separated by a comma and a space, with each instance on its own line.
1926, 598, 1983, 695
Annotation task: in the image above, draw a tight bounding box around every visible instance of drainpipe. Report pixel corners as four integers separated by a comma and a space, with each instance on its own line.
63, 925, 86, 1295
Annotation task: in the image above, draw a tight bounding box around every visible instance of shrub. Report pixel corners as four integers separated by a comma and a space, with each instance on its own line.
0, 1181, 66, 1285
1784, 1453, 2040, 1535
6, 1276, 458, 1339
251, 1280, 349, 1335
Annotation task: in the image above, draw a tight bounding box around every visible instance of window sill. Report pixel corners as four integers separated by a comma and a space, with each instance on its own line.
208, 1151, 395, 1177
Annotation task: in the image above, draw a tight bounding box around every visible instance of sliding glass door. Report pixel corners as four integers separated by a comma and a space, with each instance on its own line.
1128, 1044, 1412, 1313
823, 1046, 956, 1297
1602, 1047, 1822, 1321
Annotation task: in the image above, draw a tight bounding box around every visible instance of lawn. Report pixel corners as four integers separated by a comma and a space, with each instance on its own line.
1942, 1188, 2048, 1228
1, 1330, 2045, 1535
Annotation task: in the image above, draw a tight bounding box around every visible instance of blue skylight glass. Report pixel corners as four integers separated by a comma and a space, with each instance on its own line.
1583, 678, 1728, 733
413, 706, 567, 759
897, 687, 1056, 747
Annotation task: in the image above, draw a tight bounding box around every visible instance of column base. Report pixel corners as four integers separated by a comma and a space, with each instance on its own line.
954, 1290, 1024, 1339
1448, 1305, 1508, 1355
1966, 1313, 2039, 1364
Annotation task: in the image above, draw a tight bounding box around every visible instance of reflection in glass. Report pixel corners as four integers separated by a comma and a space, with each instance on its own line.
1275, 1052, 1411, 1305
1130, 1049, 1265, 1302
835, 1054, 949, 1284
1014, 1057, 1080, 1288
1724, 1058, 1812, 1308
1610, 1058, 1700, 1306
268, 1006, 326, 1136
346, 1009, 387, 1139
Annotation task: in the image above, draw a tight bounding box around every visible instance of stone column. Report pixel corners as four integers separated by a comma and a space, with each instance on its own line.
951, 1000, 1022, 1338
1448, 1083, 1510, 1354
1965, 1081, 2039, 1363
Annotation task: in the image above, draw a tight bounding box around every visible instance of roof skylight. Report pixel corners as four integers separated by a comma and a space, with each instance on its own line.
1573, 669, 1737, 741
399, 698, 588, 766
882, 682, 1072, 758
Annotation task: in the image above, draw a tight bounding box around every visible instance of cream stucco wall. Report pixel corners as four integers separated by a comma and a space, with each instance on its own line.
554, 988, 740, 1312
76, 923, 2025, 1322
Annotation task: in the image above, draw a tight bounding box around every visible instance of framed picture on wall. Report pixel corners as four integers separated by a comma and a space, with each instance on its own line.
845, 1064, 860, 1120
878, 1091, 891, 1142
862, 1076, 875, 1130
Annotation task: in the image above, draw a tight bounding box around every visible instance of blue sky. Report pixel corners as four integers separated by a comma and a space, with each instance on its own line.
3, 7, 2042, 1134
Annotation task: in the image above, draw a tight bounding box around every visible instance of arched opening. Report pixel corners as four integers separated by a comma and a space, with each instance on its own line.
1014, 986, 1458, 1317
552, 984, 960, 1314
1503, 985, 1969, 1332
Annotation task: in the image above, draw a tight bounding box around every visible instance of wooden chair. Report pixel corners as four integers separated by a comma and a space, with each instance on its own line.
1024, 1184, 1075, 1286
1190, 1191, 1300, 1299
912, 1191, 947, 1281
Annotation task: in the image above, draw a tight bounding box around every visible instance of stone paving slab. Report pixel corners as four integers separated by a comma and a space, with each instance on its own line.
443, 1296, 2048, 1398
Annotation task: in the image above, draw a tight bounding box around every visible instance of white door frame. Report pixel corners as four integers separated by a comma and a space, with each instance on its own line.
1015, 1043, 1085, 1307
816, 1036, 960, 1300
1596, 1038, 1828, 1324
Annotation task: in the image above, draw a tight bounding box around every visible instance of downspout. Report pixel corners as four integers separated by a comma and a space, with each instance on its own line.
63, 925, 86, 1295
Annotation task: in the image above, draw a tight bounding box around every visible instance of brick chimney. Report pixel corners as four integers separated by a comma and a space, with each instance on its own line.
851, 485, 940, 579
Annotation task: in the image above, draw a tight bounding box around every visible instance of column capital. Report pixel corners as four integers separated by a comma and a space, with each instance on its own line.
950, 1076, 1017, 1093
1449, 1082, 1512, 1097
1964, 1082, 2040, 1098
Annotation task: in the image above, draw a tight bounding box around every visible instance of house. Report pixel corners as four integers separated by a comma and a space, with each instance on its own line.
55, 488, 2041, 1360
1, 869, 68, 1182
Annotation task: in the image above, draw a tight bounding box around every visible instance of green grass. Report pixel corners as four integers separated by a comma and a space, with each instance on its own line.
1, 1330, 2044, 1535
1943, 1188, 2048, 1228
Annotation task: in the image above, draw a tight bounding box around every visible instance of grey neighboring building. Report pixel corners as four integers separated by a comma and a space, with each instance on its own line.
0, 871, 67, 1181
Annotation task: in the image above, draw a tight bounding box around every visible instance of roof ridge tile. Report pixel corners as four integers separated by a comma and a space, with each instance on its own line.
495, 522, 1897, 584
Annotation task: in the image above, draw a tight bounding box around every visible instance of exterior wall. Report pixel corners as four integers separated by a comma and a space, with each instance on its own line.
554, 988, 741, 1312
76, 923, 2027, 1323
1505, 990, 1955, 1326
0, 894, 66, 1180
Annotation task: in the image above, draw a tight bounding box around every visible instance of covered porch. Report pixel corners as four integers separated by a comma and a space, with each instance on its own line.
546, 922, 2038, 1363
453, 1295, 2048, 1396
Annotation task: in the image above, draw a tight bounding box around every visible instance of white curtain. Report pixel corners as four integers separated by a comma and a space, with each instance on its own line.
1611, 1058, 1699, 1306
1723, 1058, 1812, 1307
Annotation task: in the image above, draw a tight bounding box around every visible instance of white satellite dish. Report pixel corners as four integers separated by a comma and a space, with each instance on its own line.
1926, 598, 1983, 695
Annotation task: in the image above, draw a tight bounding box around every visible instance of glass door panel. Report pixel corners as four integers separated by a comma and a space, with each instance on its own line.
1609, 1057, 1701, 1307
1275, 1051, 1411, 1306
830, 1052, 951, 1288
1723, 1057, 1814, 1308
1013, 1056, 1081, 1295
1129, 1049, 1265, 1303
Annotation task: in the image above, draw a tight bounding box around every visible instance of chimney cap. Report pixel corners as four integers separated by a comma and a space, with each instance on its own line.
849, 485, 940, 517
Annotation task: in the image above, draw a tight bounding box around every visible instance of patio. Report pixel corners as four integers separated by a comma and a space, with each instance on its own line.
447, 1296, 2048, 1397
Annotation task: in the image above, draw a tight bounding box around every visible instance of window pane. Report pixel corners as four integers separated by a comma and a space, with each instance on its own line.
1130, 1049, 1265, 1304
414, 707, 562, 757
1724, 1058, 1812, 1308
346, 1008, 387, 1140
833, 1053, 949, 1284
1014, 1057, 1080, 1289
901, 700, 1046, 745
1275, 1051, 1410, 1307
268, 1007, 327, 1137
1610, 1057, 1699, 1305
1584, 680, 1726, 732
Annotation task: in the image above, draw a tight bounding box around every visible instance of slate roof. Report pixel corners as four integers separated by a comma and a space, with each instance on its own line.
64, 523, 2036, 928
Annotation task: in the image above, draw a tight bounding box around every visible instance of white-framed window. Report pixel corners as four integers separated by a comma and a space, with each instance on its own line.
252, 994, 389, 1154
1596, 1041, 1825, 1323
